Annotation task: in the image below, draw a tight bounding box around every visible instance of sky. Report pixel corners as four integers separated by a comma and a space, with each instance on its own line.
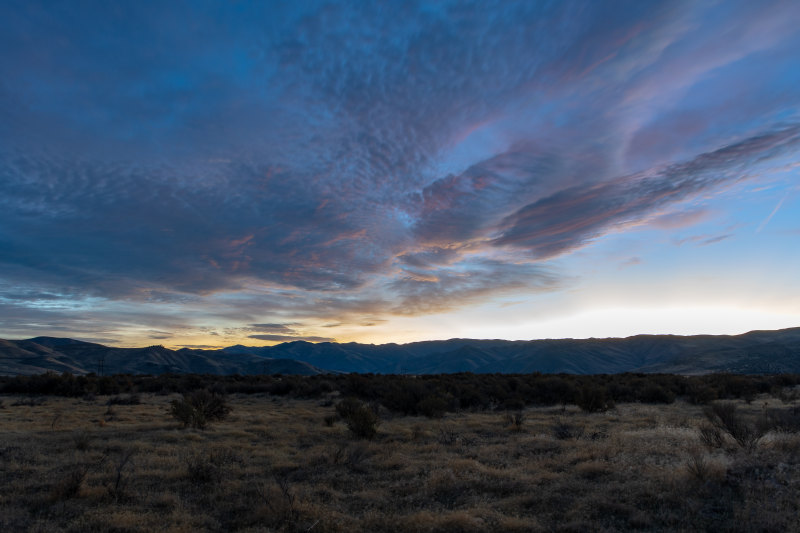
1, 0, 799, 349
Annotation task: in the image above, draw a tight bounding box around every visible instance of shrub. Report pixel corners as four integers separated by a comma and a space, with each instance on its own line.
108, 394, 141, 405
505, 410, 525, 432
380, 382, 427, 415
576, 385, 614, 413
704, 401, 768, 452
335, 396, 363, 419
50, 466, 88, 501
12, 396, 46, 407
774, 386, 799, 404
500, 396, 526, 411
686, 382, 717, 405
638, 384, 675, 404
531, 376, 576, 406
438, 426, 460, 446
170, 389, 230, 429
347, 405, 380, 440
185, 447, 239, 487
336, 398, 380, 439
765, 407, 800, 433
685, 448, 712, 482
698, 423, 725, 449
104, 449, 135, 502
417, 395, 448, 419
552, 418, 583, 440
184, 452, 227, 485
72, 430, 91, 451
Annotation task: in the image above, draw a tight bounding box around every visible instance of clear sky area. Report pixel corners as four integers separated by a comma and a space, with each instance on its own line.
1, 1, 799, 348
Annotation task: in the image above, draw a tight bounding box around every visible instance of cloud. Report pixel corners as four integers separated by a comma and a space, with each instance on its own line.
649, 208, 712, 230
74, 337, 122, 345
397, 247, 464, 269
175, 345, 219, 350
408, 147, 563, 247
492, 125, 800, 258
247, 334, 335, 343
249, 323, 299, 334
1, 1, 799, 344
0, 154, 399, 297
619, 257, 643, 269
389, 258, 561, 315
675, 234, 734, 247
756, 193, 788, 233
699, 235, 733, 246
242, 322, 338, 343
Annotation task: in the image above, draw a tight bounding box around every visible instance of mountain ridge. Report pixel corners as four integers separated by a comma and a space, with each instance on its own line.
1, 327, 800, 376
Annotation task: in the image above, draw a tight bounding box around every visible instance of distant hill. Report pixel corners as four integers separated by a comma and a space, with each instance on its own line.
1, 327, 800, 376
0, 337, 325, 376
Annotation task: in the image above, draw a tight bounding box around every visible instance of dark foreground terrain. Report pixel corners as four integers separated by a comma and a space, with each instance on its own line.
1, 373, 799, 532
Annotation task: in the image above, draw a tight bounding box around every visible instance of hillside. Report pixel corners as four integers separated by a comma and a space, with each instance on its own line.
1, 327, 800, 376
0, 337, 325, 376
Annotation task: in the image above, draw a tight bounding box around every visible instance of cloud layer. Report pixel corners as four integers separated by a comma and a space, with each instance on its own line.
1, 0, 799, 344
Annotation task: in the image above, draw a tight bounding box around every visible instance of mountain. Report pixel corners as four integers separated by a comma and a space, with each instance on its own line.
0, 337, 326, 376
1, 327, 800, 376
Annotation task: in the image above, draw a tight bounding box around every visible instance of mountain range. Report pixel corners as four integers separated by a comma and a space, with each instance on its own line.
2, 327, 800, 376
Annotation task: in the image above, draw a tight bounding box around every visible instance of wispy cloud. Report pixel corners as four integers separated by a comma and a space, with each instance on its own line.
619, 257, 643, 270
675, 234, 734, 247
756, 193, 788, 233
249, 323, 300, 334
492, 125, 800, 258
649, 208, 712, 230
389, 259, 561, 315
247, 334, 335, 343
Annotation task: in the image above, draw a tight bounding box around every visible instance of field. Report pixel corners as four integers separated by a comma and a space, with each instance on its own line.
1, 391, 799, 532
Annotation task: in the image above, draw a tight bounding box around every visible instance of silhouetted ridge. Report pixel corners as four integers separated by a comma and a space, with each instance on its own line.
1, 327, 799, 376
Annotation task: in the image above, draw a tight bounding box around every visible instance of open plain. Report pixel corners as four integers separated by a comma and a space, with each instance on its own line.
1, 389, 799, 532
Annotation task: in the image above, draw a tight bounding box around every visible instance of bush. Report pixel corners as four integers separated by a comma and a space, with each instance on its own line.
576, 385, 614, 413
685, 448, 712, 482
552, 418, 583, 440
347, 405, 380, 440
50, 466, 88, 501
336, 398, 379, 439
72, 430, 92, 451
686, 382, 717, 405
638, 384, 675, 404
765, 407, 800, 433
417, 395, 449, 419
108, 394, 141, 405
774, 386, 799, 404
698, 423, 725, 449
104, 449, 135, 502
184, 453, 220, 484
704, 401, 768, 452
169, 390, 230, 429
505, 410, 525, 432
335, 397, 364, 419
184, 447, 239, 486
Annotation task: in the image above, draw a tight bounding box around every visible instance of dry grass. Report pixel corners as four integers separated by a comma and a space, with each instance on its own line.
1, 393, 799, 532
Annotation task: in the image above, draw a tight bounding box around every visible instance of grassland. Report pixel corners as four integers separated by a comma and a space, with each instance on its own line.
1, 391, 799, 532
